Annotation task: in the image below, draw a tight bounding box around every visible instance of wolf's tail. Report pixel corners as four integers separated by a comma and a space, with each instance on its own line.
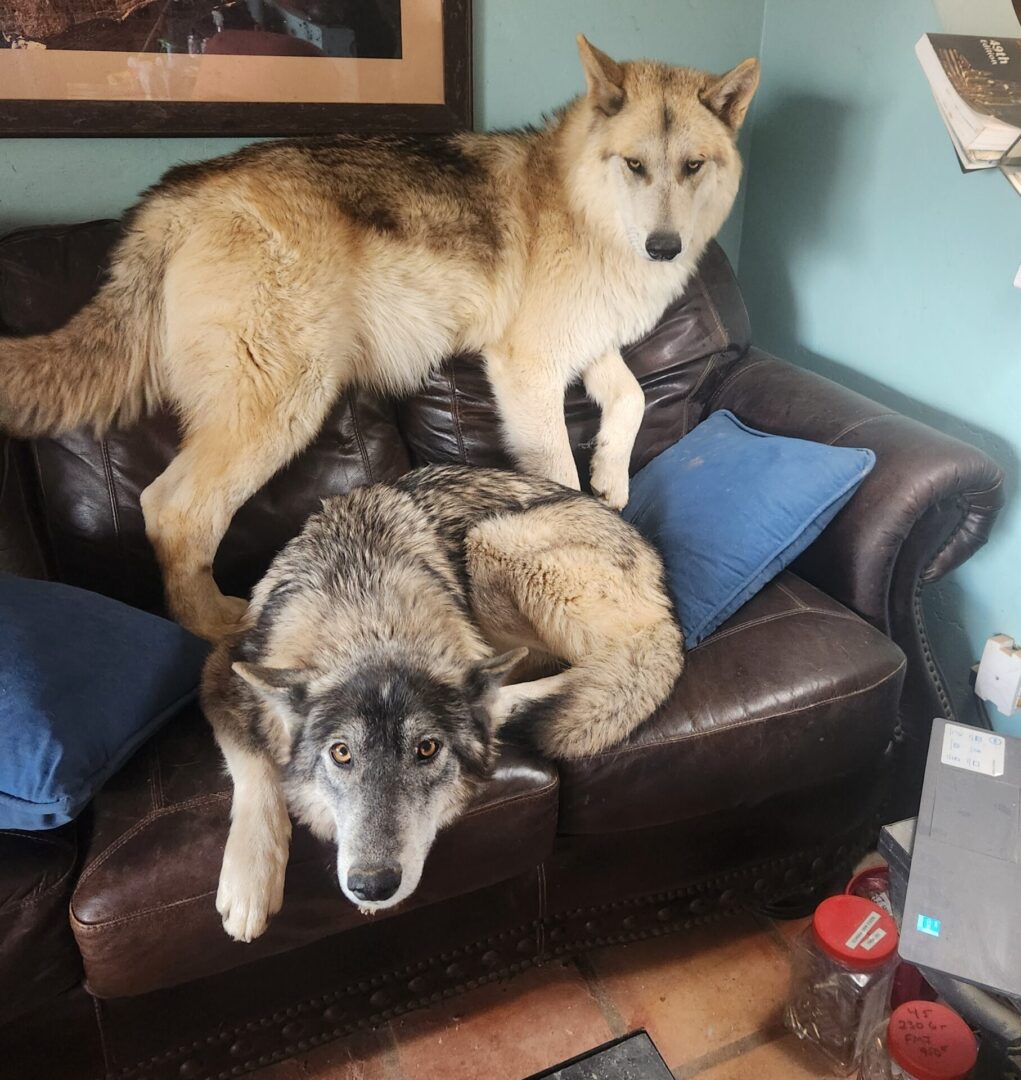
0, 220, 168, 438
506, 618, 684, 760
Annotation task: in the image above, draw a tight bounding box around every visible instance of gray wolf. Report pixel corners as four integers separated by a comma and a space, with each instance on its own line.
200, 465, 683, 941
0, 36, 757, 642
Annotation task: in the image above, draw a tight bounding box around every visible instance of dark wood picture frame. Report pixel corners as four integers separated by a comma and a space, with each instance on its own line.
0, 0, 470, 136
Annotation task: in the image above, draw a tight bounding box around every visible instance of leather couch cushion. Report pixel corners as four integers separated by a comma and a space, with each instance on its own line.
0, 221, 412, 612
556, 572, 906, 835
0, 826, 82, 1022
397, 240, 751, 479
70, 707, 558, 998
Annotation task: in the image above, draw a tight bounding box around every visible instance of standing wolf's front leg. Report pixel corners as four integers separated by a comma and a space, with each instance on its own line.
484, 349, 580, 490
582, 351, 646, 510
212, 722, 292, 943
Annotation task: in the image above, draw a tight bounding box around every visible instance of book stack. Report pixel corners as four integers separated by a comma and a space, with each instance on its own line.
915, 33, 1021, 193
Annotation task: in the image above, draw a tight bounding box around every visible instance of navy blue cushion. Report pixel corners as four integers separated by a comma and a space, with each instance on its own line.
0, 575, 208, 830
622, 410, 875, 645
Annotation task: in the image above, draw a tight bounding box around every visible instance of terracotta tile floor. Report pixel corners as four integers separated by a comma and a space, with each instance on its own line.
249, 911, 837, 1080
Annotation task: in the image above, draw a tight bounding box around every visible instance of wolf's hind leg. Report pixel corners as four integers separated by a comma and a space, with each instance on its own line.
466, 503, 682, 758
140, 349, 339, 642
582, 350, 645, 510
209, 710, 292, 943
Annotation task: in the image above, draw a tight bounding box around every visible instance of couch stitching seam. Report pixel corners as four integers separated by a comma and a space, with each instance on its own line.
690, 607, 862, 651
827, 413, 895, 445
706, 357, 772, 409
448, 365, 469, 465
457, 779, 559, 822
774, 580, 806, 610
75, 793, 230, 887
580, 658, 906, 761
348, 395, 374, 484
98, 438, 123, 553
73, 888, 216, 933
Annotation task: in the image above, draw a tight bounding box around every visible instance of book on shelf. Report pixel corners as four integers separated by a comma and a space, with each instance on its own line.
915, 33, 1021, 169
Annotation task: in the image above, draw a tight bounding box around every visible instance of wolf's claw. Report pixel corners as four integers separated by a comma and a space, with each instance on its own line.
589, 453, 630, 511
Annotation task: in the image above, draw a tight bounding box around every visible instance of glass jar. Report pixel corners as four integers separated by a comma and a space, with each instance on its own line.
785, 894, 900, 1073
858, 1001, 978, 1079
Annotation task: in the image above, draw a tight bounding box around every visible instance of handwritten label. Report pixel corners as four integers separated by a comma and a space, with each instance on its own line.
941, 723, 1005, 777
860, 927, 888, 951
891, 1004, 957, 1074
845, 911, 881, 949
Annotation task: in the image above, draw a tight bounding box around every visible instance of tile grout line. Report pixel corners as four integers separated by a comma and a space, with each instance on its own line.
670, 1023, 787, 1080
571, 953, 629, 1039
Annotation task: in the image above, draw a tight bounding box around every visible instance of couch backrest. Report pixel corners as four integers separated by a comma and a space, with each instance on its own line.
399, 240, 751, 476
0, 221, 749, 612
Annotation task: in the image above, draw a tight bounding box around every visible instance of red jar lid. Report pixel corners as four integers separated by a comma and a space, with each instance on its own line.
886, 1001, 978, 1080
811, 894, 898, 970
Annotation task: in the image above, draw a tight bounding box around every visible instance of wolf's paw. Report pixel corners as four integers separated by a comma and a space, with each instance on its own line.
216, 823, 289, 943
589, 453, 630, 511
217, 858, 286, 943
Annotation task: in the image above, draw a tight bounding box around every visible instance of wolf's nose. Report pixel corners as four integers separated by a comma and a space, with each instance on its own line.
347, 866, 402, 902
645, 232, 683, 261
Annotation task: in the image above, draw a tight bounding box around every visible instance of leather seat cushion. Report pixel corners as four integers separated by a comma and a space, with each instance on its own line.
397, 241, 752, 479
70, 706, 558, 998
556, 572, 907, 834
0, 826, 82, 1022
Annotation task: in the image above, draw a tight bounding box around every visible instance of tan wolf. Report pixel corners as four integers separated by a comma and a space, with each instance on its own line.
201, 465, 683, 941
0, 36, 758, 642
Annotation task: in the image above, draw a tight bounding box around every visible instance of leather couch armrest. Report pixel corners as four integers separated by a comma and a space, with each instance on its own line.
708, 349, 1005, 776
0, 437, 47, 579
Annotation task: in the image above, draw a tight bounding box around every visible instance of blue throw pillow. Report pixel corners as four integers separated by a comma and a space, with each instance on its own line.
622, 410, 875, 646
0, 575, 208, 830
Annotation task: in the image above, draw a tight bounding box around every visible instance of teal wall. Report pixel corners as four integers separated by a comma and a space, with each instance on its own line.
738, 0, 1021, 724
0, 0, 764, 259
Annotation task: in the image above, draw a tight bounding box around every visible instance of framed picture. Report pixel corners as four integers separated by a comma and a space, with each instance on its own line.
0, 0, 470, 135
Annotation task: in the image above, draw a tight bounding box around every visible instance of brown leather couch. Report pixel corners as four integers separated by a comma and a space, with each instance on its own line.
0, 221, 1004, 1080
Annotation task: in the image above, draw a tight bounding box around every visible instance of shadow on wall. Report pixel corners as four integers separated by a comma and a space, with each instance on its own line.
739, 92, 864, 298
777, 340, 1018, 726
740, 91, 1020, 724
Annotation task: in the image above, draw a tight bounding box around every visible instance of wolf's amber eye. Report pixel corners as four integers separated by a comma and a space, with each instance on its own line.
624, 157, 645, 176
416, 738, 441, 761
330, 742, 352, 766
684, 159, 705, 176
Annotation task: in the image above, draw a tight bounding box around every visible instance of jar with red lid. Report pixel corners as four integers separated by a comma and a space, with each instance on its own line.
858, 1001, 978, 1079
785, 894, 900, 1073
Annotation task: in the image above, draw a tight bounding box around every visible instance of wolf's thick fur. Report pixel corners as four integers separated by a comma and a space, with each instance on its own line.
0, 37, 757, 641
200, 465, 682, 941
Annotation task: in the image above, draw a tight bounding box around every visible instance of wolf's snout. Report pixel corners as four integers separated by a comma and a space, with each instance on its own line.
645, 232, 683, 261
347, 866, 402, 902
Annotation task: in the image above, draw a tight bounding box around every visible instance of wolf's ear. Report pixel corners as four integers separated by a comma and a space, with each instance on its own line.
577, 34, 626, 116
466, 648, 529, 702
700, 58, 760, 131
232, 661, 312, 712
